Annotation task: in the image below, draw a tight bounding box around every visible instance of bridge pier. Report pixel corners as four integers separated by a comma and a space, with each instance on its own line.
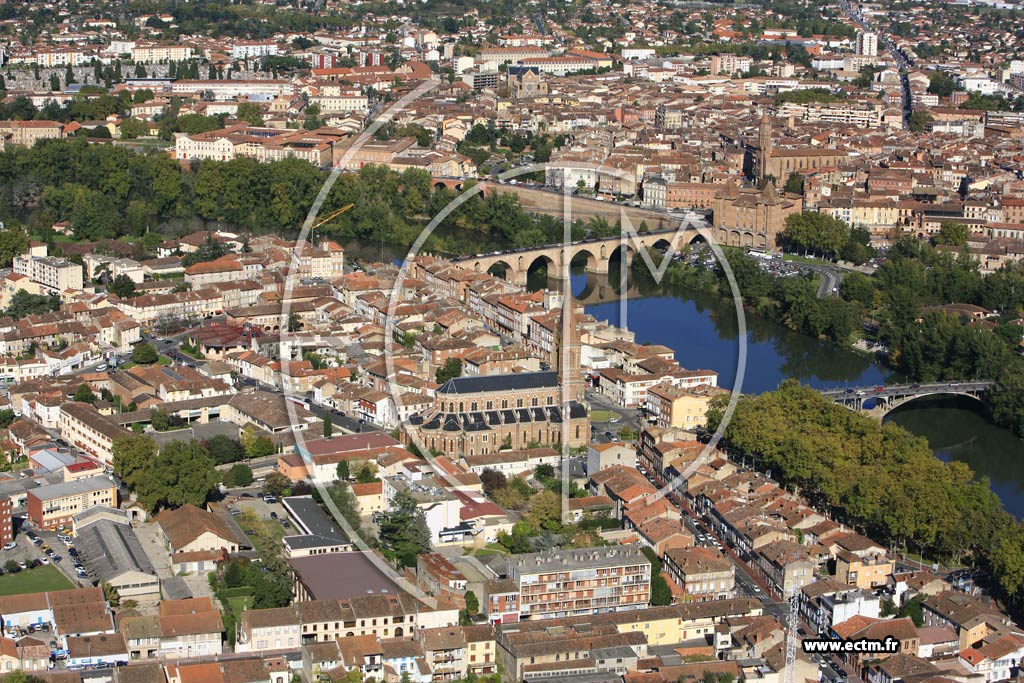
586, 261, 609, 275
508, 269, 528, 287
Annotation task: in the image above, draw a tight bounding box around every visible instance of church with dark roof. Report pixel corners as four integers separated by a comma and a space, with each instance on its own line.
404, 296, 589, 457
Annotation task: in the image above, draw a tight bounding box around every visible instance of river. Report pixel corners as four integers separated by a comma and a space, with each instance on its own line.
547, 269, 1024, 518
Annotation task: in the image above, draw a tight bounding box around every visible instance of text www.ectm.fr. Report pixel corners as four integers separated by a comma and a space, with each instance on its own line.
802, 638, 901, 654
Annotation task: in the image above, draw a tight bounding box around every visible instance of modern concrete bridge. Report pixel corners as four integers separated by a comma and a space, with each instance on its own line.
821, 381, 993, 417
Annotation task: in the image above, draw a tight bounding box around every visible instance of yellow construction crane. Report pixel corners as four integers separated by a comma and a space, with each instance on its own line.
309, 203, 354, 239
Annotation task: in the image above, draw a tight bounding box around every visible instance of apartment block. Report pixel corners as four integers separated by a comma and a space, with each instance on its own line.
58, 402, 130, 466
131, 44, 194, 63
26, 476, 118, 531
12, 253, 83, 295
0, 496, 12, 547
662, 547, 736, 602
508, 545, 651, 621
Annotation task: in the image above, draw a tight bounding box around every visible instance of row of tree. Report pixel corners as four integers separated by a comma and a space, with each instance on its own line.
777, 211, 875, 264
0, 139, 572, 256
706, 381, 1010, 560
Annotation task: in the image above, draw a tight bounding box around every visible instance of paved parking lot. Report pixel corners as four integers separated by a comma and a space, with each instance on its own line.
228, 495, 291, 535
16, 521, 91, 588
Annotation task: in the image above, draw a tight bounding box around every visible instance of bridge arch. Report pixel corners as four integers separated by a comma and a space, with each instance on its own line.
432, 179, 463, 192
520, 253, 557, 278
608, 243, 635, 265
485, 260, 514, 280
570, 248, 599, 273
883, 389, 987, 414
826, 382, 993, 419
652, 238, 674, 253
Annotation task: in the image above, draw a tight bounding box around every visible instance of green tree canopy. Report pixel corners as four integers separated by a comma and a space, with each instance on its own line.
136, 439, 219, 513
378, 489, 432, 567
112, 433, 158, 490
131, 342, 159, 365
225, 463, 254, 487
435, 357, 463, 384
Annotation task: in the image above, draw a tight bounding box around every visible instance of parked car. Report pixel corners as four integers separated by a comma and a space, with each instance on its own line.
2, 541, 15, 551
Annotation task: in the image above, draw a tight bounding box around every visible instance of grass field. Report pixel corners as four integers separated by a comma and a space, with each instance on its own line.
121, 355, 173, 370
235, 514, 286, 541
0, 565, 73, 596
226, 595, 252, 614
473, 543, 509, 558
591, 410, 619, 422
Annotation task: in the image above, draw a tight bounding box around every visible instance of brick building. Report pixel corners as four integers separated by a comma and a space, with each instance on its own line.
712, 179, 802, 251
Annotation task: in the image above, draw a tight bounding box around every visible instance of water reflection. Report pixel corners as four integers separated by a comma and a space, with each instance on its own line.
559, 270, 900, 394
888, 396, 1024, 518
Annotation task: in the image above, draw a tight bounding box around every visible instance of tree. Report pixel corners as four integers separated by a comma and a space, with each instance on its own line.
119, 118, 149, 140
102, 582, 121, 607
337, 460, 351, 481
908, 110, 934, 133
0, 227, 29, 268
927, 71, 958, 98
526, 489, 563, 531
287, 312, 301, 332
235, 102, 264, 126
112, 434, 158, 490
778, 211, 850, 259
378, 489, 432, 567
109, 274, 136, 298
355, 462, 379, 484
784, 172, 804, 195
464, 589, 479, 615
435, 357, 463, 384
225, 463, 254, 487
4, 290, 59, 318
205, 435, 246, 465
327, 480, 362, 531
651, 573, 673, 606
73, 383, 96, 404
242, 426, 276, 459
131, 342, 159, 365
993, 523, 1024, 606
3, 672, 46, 683
935, 222, 970, 248
135, 440, 219, 513
480, 468, 507, 496
324, 415, 333, 438
262, 471, 291, 498
3, 560, 18, 574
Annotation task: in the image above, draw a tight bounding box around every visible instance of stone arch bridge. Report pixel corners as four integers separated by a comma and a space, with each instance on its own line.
821, 381, 993, 418
451, 228, 703, 287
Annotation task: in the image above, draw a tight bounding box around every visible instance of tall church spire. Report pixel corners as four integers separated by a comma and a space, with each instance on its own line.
554, 293, 584, 404
758, 109, 773, 182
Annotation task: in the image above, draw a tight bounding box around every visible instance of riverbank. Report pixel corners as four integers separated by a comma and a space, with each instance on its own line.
577, 259, 1024, 522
